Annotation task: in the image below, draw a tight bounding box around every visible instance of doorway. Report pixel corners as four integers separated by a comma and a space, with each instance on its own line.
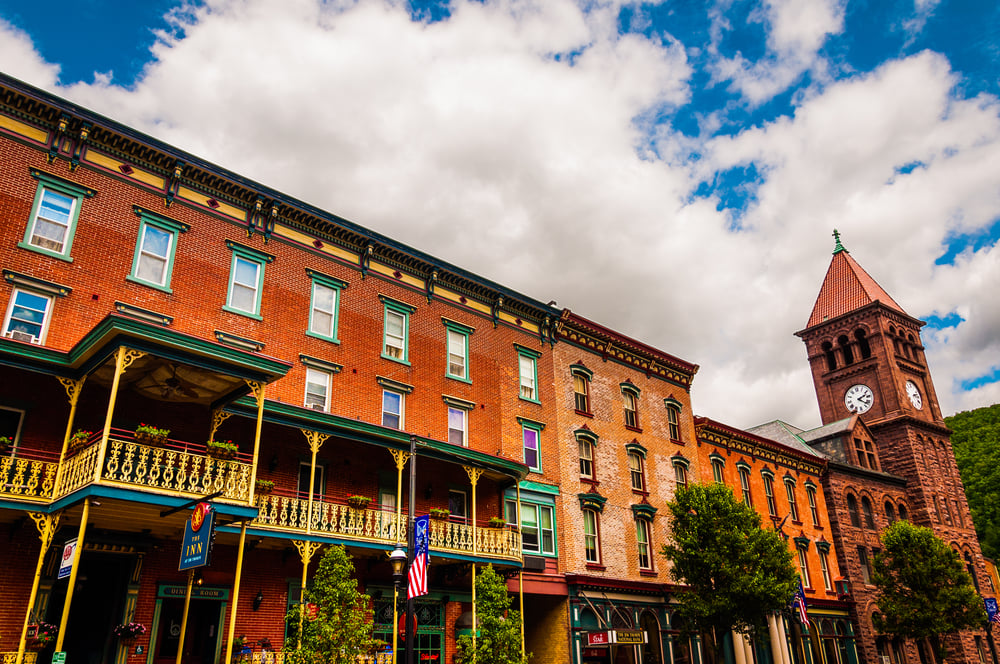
153, 597, 223, 664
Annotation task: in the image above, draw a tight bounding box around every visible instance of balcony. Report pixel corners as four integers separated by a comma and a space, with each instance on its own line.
252, 494, 522, 563
0, 446, 58, 503
55, 428, 254, 503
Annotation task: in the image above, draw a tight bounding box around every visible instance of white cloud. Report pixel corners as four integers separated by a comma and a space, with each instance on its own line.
5, 0, 1000, 429
0, 19, 60, 90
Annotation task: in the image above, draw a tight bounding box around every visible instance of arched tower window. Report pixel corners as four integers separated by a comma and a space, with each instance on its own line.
838, 335, 854, 365
964, 553, 980, 592
822, 341, 837, 371
847, 494, 861, 528
854, 329, 872, 359
861, 496, 876, 529
884, 501, 896, 524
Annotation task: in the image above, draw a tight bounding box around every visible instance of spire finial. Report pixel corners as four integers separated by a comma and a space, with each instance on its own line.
832, 229, 846, 254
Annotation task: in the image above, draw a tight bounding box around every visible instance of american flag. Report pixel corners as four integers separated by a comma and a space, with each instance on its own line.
792, 578, 809, 626
408, 515, 430, 600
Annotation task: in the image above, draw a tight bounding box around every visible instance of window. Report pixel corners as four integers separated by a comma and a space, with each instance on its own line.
516, 347, 540, 402
583, 508, 601, 563
819, 547, 833, 591
665, 399, 682, 440
861, 496, 875, 529
629, 451, 646, 491
573, 373, 590, 414
898, 503, 908, 521
623, 388, 640, 429
711, 457, 725, 484
446, 329, 468, 380
885, 501, 896, 524
785, 480, 799, 521
306, 270, 346, 342
128, 208, 188, 291
807, 485, 820, 526
224, 241, 273, 319
297, 461, 325, 500
797, 547, 811, 587
579, 438, 594, 479
636, 519, 653, 570
858, 547, 872, 584
382, 390, 404, 429
674, 461, 688, 489
304, 367, 330, 411
447, 407, 467, 446
854, 437, 877, 469
521, 422, 542, 472
965, 553, 980, 592
0, 406, 25, 454
847, 494, 861, 527
738, 466, 752, 507
20, 171, 95, 260
3, 289, 53, 344
520, 503, 555, 555
448, 490, 468, 524
763, 473, 777, 517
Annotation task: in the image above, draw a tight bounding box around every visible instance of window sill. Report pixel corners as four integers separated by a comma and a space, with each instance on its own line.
791, 519, 803, 526
639, 570, 657, 577
18, 240, 73, 263
305, 330, 341, 345
380, 353, 412, 366
624, 424, 642, 434
670, 437, 685, 445
222, 305, 263, 321
581, 478, 600, 488
632, 489, 649, 498
445, 373, 472, 385
519, 396, 542, 405
585, 563, 606, 571
574, 409, 594, 418
126, 274, 173, 294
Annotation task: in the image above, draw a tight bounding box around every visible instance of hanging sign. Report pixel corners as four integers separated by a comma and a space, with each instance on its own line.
986, 597, 999, 623
586, 631, 610, 646
179, 503, 215, 570
612, 630, 646, 644
58, 538, 78, 580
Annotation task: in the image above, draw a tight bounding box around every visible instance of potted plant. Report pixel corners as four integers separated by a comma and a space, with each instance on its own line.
113, 621, 147, 641
206, 439, 239, 460
486, 516, 507, 528
255, 479, 275, 494
429, 508, 450, 521
347, 495, 371, 510
28, 622, 57, 650
134, 423, 170, 446
0, 435, 11, 454
69, 429, 92, 452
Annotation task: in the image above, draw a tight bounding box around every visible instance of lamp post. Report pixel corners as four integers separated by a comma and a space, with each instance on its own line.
389, 546, 408, 664
405, 435, 417, 664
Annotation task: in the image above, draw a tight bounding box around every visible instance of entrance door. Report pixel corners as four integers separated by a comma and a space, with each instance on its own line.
154, 599, 221, 664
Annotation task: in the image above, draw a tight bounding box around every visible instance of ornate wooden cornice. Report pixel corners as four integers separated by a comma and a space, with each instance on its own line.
694, 417, 825, 475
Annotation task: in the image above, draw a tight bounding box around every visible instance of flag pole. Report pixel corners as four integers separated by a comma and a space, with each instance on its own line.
405, 435, 417, 664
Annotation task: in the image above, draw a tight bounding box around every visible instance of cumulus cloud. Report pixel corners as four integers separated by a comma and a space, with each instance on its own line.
5, 0, 1000, 428
0, 19, 60, 89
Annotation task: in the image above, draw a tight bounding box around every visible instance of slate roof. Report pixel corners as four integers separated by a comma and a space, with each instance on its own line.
805, 245, 906, 328
745, 420, 831, 459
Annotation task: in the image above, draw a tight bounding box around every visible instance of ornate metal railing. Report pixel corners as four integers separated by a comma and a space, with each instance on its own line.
0, 452, 58, 502
252, 496, 521, 562
1, 652, 39, 664
55, 442, 100, 497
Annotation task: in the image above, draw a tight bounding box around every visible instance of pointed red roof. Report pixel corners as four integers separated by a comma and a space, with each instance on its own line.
805, 236, 906, 328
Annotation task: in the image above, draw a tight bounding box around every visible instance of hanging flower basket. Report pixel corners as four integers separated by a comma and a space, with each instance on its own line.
0, 436, 12, 454
69, 430, 92, 453
347, 495, 371, 510
206, 440, 239, 460
27, 622, 57, 649
429, 508, 450, 521
486, 517, 507, 528
113, 621, 147, 641
134, 423, 169, 447
255, 479, 275, 494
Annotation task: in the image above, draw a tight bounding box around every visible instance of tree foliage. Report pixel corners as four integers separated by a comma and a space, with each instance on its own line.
872, 521, 985, 663
455, 564, 529, 664
945, 403, 1000, 559
284, 544, 378, 664
661, 483, 798, 640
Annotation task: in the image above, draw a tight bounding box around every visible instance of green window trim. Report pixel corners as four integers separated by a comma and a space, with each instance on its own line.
516, 345, 541, 404
19, 169, 97, 262
223, 240, 274, 320
306, 269, 347, 344
443, 318, 472, 383
574, 427, 598, 445
569, 362, 593, 380
300, 354, 343, 374
521, 420, 544, 473
505, 497, 557, 557
794, 536, 811, 550
376, 375, 414, 395
3, 270, 72, 298
625, 441, 647, 458
631, 503, 658, 521
578, 492, 607, 513
620, 381, 641, 397
380, 295, 414, 365
443, 394, 476, 410
663, 396, 683, 411
760, 467, 775, 480
671, 455, 690, 468
816, 540, 831, 554
126, 207, 189, 293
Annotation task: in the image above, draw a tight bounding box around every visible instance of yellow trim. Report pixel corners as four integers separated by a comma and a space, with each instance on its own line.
177, 186, 246, 221
0, 114, 48, 143
83, 151, 165, 188
498, 310, 539, 334
55, 499, 90, 652
436, 286, 491, 314
274, 225, 359, 263
369, 260, 426, 289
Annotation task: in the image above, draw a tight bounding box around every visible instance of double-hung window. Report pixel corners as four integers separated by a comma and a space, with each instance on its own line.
636, 519, 652, 570
665, 398, 683, 441
520, 419, 544, 472
785, 479, 799, 521
521, 503, 555, 555
443, 319, 473, 381
807, 484, 820, 526
738, 466, 753, 507
571, 364, 592, 414
20, 170, 95, 260
583, 509, 601, 564
516, 345, 540, 402
381, 297, 415, 364
674, 460, 688, 489
306, 270, 346, 343
818, 545, 833, 591
629, 451, 645, 491
304, 367, 331, 411
382, 390, 404, 429
224, 241, 273, 319
621, 383, 640, 430
797, 547, 812, 587
3, 289, 53, 344
128, 208, 188, 292
579, 438, 594, 479
711, 456, 725, 484
762, 472, 777, 517
447, 407, 467, 446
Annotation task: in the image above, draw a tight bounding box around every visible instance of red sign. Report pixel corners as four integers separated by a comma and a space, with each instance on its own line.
586, 631, 610, 646
397, 613, 418, 635
191, 503, 211, 532
306, 603, 319, 620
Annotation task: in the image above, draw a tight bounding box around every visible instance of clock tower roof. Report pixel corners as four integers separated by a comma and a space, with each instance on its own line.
805, 230, 907, 328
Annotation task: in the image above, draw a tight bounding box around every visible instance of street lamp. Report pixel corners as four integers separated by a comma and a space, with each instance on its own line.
389, 541, 408, 664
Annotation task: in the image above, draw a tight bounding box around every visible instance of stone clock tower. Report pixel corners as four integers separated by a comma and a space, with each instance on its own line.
795, 232, 993, 664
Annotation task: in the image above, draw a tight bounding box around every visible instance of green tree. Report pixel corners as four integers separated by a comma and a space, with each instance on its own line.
872, 520, 985, 664
661, 483, 798, 662
946, 403, 1000, 559
284, 544, 378, 664
455, 564, 529, 664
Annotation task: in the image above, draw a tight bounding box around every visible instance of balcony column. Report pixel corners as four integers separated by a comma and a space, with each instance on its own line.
246, 381, 267, 503
16, 512, 61, 664
223, 522, 249, 664
295, 428, 329, 648
55, 498, 91, 652
517, 481, 525, 658
464, 466, 483, 653
53, 377, 85, 496
94, 348, 145, 483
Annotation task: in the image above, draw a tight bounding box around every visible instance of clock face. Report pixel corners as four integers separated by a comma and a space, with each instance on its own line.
845, 384, 874, 414
906, 380, 923, 410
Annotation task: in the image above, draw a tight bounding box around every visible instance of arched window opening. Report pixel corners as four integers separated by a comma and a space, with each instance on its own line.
898, 503, 908, 521
861, 496, 876, 529
885, 501, 896, 524
838, 335, 854, 365
822, 341, 837, 371
854, 329, 872, 359
847, 494, 861, 528
641, 611, 663, 664
965, 553, 980, 592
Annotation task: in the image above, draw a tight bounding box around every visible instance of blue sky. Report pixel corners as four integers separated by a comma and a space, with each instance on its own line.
1, 0, 998, 426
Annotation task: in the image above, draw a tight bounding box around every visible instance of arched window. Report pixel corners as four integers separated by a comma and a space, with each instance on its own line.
640, 611, 663, 664
838, 335, 854, 365
822, 341, 837, 371
861, 496, 876, 529
762, 471, 777, 517
629, 451, 646, 492
854, 329, 872, 359
583, 508, 601, 564
847, 494, 861, 528
807, 484, 820, 525
738, 465, 753, 507
785, 478, 799, 522
965, 553, 980, 592
884, 501, 896, 524
898, 503, 908, 521
710, 455, 725, 484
